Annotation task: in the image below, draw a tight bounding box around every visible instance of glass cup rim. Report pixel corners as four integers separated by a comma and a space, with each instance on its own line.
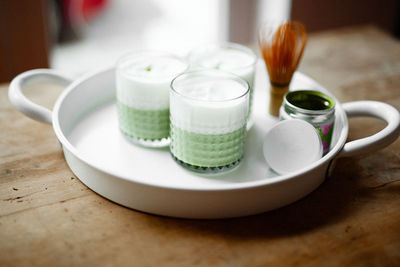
116, 50, 189, 77
187, 42, 257, 71
170, 69, 250, 103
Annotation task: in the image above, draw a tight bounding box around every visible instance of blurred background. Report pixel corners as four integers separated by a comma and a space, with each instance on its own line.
0, 0, 399, 82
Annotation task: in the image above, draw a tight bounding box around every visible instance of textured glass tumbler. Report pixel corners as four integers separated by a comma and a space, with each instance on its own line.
187, 43, 256, 125
116, 51, 188, 147
170, 70, 249, 173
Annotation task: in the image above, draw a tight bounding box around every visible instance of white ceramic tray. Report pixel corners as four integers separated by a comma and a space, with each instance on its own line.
9, 62, 400, 218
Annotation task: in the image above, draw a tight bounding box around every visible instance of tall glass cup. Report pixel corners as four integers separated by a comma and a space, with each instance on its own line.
116, 51, 188, 147
187, 43, 256, 125
170, 70, 250, 173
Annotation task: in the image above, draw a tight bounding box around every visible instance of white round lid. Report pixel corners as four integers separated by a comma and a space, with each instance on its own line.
263, 119, 323, 175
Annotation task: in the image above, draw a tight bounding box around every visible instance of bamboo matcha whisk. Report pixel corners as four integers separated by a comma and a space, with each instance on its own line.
258, 21, 307, 116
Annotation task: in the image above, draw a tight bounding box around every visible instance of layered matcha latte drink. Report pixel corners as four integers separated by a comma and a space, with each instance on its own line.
170, 70, 249, 173
188, 43, 256, 122
116, 51, 188, 147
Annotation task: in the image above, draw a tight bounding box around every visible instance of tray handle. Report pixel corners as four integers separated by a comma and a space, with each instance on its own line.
338, 101, 400, 158
8, 69, 73, 125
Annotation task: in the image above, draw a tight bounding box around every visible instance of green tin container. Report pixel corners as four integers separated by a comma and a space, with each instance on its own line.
279, 90, 336, 154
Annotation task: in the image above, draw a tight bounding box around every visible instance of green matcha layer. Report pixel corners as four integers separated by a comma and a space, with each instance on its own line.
118, 101, 169, 140
170, 124, 246, 168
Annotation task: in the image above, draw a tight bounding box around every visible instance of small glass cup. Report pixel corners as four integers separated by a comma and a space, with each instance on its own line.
116, 51, 188, 147
187, 43, 257, 125
170, 70, 250, 173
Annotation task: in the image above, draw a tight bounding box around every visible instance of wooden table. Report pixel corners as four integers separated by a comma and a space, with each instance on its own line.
1, 25, 400, 266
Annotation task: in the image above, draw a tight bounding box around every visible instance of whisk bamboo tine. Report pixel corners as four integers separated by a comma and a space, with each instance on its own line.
258, 21, 307, 116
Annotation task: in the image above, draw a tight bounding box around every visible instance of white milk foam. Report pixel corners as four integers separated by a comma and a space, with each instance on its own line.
171, 75, 249, 134
192, 48, 254, 71
189, 46, 256, 87
117, 54, 187, 110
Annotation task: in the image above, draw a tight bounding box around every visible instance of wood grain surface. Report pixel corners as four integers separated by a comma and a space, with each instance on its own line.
1, 25, 400, 266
